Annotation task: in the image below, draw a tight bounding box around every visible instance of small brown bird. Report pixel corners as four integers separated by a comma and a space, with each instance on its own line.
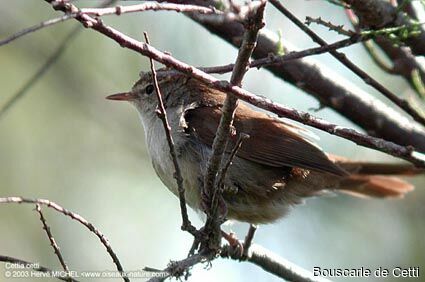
107, 71, 417, 224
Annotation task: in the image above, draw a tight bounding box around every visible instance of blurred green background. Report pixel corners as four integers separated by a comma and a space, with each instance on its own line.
1, 1, 424, 281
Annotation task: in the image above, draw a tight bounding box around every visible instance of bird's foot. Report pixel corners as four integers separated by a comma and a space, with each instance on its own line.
221, 230, 244, 259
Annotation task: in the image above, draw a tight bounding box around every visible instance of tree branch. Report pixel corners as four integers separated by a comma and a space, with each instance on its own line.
35, 204, 70, 274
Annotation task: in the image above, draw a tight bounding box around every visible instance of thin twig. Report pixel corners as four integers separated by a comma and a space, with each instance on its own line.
269, 0, 425, 126
216, 133, 249, 191
305, 16, 355, 36
0, 255, 79, 282
201, 34, 370, 73
42, 0, 425, 166
35, 204, 70, 274
0, 197, 129, 282
0, 14, 75, 47
242, 224, 257, 258
0, 3, 215, 48
143, 32, 197, 235
80, 2, 217, 16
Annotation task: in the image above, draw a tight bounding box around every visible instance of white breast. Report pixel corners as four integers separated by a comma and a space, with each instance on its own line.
138, 107, 203, 211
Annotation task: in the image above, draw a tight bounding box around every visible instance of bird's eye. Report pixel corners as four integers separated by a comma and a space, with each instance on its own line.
145, 84, 154, 95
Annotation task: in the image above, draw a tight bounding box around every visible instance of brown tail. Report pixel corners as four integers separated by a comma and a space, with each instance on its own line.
338, 175, 414, 198
329, 156, 420, 198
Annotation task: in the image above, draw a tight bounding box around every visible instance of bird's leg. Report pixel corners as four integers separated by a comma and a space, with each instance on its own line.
221, 230, 244, 258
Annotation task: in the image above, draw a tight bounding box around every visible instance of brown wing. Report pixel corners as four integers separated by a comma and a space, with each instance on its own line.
184, 102, 347, 176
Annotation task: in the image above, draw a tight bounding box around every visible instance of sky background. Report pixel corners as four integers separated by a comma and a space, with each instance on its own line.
1, 0, 424, 281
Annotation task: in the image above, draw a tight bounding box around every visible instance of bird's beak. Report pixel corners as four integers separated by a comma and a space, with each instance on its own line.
106, 92, 137, 101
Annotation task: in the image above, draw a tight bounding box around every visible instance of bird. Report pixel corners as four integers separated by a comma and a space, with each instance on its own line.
107, 70, 418, 225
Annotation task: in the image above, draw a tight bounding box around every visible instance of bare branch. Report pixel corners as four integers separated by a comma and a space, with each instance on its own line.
0, 255, 79, 282
35, 204, 70, 273
215, 133, 249, 192
143, 32, 197, 235
305, 16, 355, 36
0, 197, 128, 282
242, 224, 257, 258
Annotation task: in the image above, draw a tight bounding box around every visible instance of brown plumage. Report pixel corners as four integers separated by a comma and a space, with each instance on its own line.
107, 72, 420, 224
